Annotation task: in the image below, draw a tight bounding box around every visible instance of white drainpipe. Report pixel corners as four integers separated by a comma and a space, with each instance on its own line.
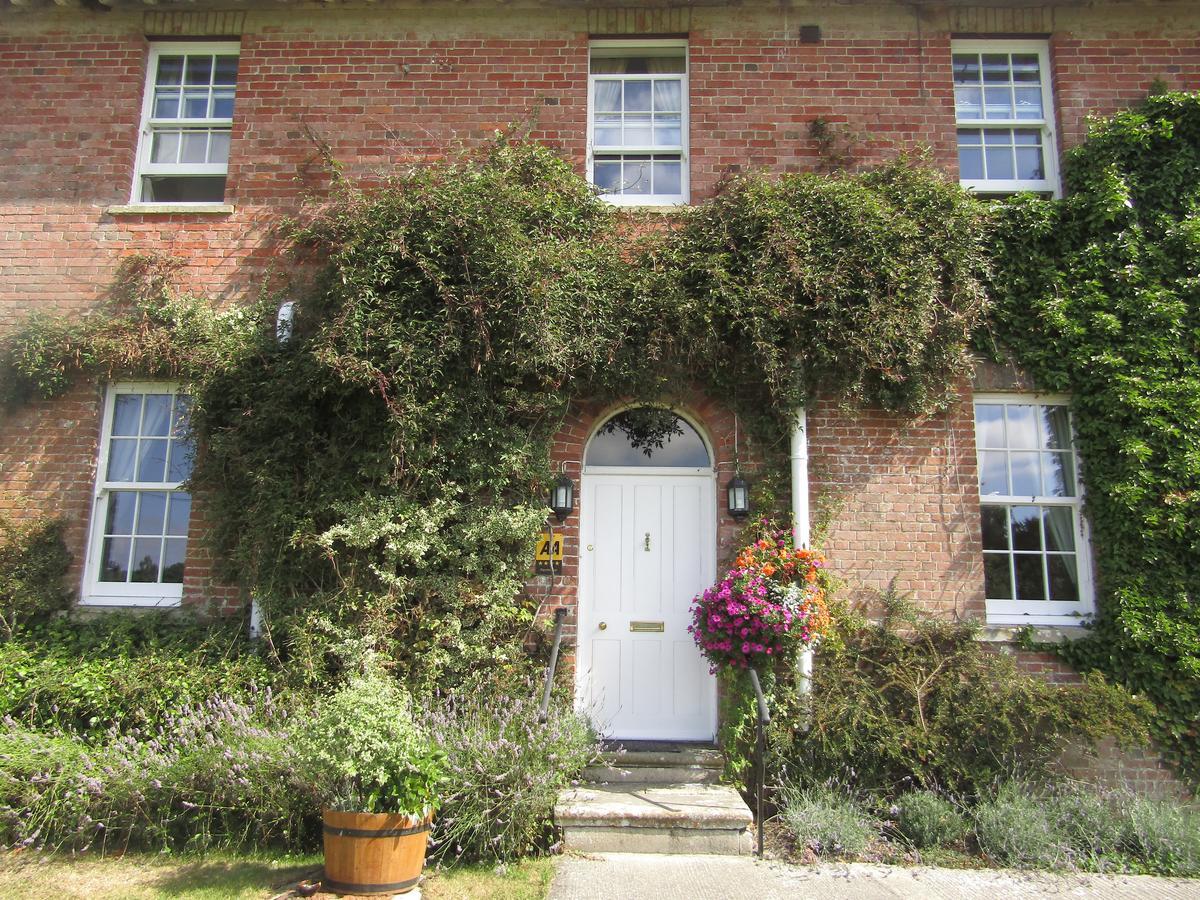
791, 408, 814, 698
249, 597, 262, 640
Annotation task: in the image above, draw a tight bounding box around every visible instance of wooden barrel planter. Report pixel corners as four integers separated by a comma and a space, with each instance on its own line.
322, 809, 433, 895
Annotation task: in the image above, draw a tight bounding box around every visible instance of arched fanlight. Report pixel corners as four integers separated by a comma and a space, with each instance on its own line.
727, 474, 750, 519
549, 473, 574, 522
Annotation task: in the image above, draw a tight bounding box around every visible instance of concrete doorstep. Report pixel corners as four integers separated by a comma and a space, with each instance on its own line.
548, 852, 1200, 900
555, 745, 755, 856
554, 783, 754, 855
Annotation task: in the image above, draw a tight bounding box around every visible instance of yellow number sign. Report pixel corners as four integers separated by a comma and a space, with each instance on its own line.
535, 532, 564, 573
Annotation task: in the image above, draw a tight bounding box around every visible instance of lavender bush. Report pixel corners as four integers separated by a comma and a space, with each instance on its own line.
422, 687, 597, 863
0, 688, 317, 853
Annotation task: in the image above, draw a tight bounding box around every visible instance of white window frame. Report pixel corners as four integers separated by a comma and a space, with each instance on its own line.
130, 41, 240, 205
974, 393, 1095, 626
81, 382, 194, 607
587, 38, 689, 206
951, 39, 1060, 196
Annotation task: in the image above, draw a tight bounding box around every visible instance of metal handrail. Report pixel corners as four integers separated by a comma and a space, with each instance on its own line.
537, 607, 569, 724
748, 667, 770, 858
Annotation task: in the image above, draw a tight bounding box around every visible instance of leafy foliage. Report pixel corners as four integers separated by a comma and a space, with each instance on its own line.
0, 140, 990, 696
986, 92, 1200, 780
894, 790, 970, 849
666, 160, 990, 420
762, 600, 1149, 798
0, 614, 274, 737
969, 780, 1200, 874
0, 515, 72, 638
0, 691, 314, 853
422, 686, 596, 863
294, 670, 444, 815
778, 784, 877, 858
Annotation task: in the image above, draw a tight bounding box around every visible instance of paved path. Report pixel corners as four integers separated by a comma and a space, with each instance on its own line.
549, 852, 1200, 899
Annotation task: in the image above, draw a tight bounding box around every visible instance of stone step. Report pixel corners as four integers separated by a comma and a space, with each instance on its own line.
582, 763, 720, 784
583, 746, 725, 784
555, 783, 754, 855
602, 747, 724, 769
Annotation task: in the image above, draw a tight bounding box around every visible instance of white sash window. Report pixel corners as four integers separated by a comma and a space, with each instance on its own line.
975, 395, 1094, 624
588, 40, 689, 206
952, 41, 1059, 196
82, 383, 194, 606
132, 43, 239, 204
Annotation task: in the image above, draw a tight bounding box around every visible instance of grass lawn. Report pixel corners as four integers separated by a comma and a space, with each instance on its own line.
0, 851, 555, 900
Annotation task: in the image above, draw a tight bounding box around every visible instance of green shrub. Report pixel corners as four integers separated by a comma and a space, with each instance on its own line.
974, 781, 1132, 872
295, 670, 443, 815
779, 785, 877, 858
1051, 783, 1127, 863
0, 515, 72, 638
423, 687, 597, 863
0, 613, 276, 736
974, 782, 1076, 870
0, 691, 316, 853
894, 790, 969, 849
768, 599, 1151, 797
1123, 796, 1200, 877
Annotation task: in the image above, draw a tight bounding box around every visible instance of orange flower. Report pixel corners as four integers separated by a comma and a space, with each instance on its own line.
757, 539, 771, 550
762, 564, 776, 577
805, 570, 818, 583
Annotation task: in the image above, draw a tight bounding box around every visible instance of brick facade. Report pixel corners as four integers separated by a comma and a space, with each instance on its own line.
0, 0, 1197, 783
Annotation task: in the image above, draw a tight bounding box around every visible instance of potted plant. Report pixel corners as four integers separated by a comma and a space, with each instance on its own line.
298, 669, 445, 896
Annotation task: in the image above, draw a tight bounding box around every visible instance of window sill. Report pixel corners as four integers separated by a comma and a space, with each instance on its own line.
979, 623, 1091, 644
105, 203, 235, 216
615, 204, 689, 215
78, 594, 183, 609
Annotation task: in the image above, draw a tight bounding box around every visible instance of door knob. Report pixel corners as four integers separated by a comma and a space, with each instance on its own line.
598, 621, 607, 631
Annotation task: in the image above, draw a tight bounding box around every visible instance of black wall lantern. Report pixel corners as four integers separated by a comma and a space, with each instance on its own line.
727, 474, 750, 519
549, 473, 574, 522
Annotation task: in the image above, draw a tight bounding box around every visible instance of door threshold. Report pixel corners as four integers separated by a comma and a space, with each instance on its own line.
601, 739, 719, 752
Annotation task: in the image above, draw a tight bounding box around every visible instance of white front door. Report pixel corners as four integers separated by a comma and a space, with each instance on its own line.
577, 471, 718, 741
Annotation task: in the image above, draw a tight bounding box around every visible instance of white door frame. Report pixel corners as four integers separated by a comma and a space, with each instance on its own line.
576, 463, 718, 741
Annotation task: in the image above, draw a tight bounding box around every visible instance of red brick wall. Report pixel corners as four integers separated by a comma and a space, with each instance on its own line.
807, 385, 985, 619
688, 29, 957, 198
2, 0, 1198, 619
2, 4, 1198, 326
1053, 30, 1200, 151
1057, 736, 1193, 801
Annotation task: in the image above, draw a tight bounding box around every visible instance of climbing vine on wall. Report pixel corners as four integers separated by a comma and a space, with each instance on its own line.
986, 91, 1200, 781
0, 139, 989, 694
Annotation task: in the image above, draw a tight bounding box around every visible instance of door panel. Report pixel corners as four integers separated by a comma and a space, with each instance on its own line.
592, 483, 623, 616
632, 483, 661, 615
589, 638, 623, 726
578, 473, 716, 741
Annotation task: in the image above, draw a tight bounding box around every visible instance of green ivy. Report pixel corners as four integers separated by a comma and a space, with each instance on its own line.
986, 91, 1200, 782
0, 515, 72, 638
0, 139, 990, 696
